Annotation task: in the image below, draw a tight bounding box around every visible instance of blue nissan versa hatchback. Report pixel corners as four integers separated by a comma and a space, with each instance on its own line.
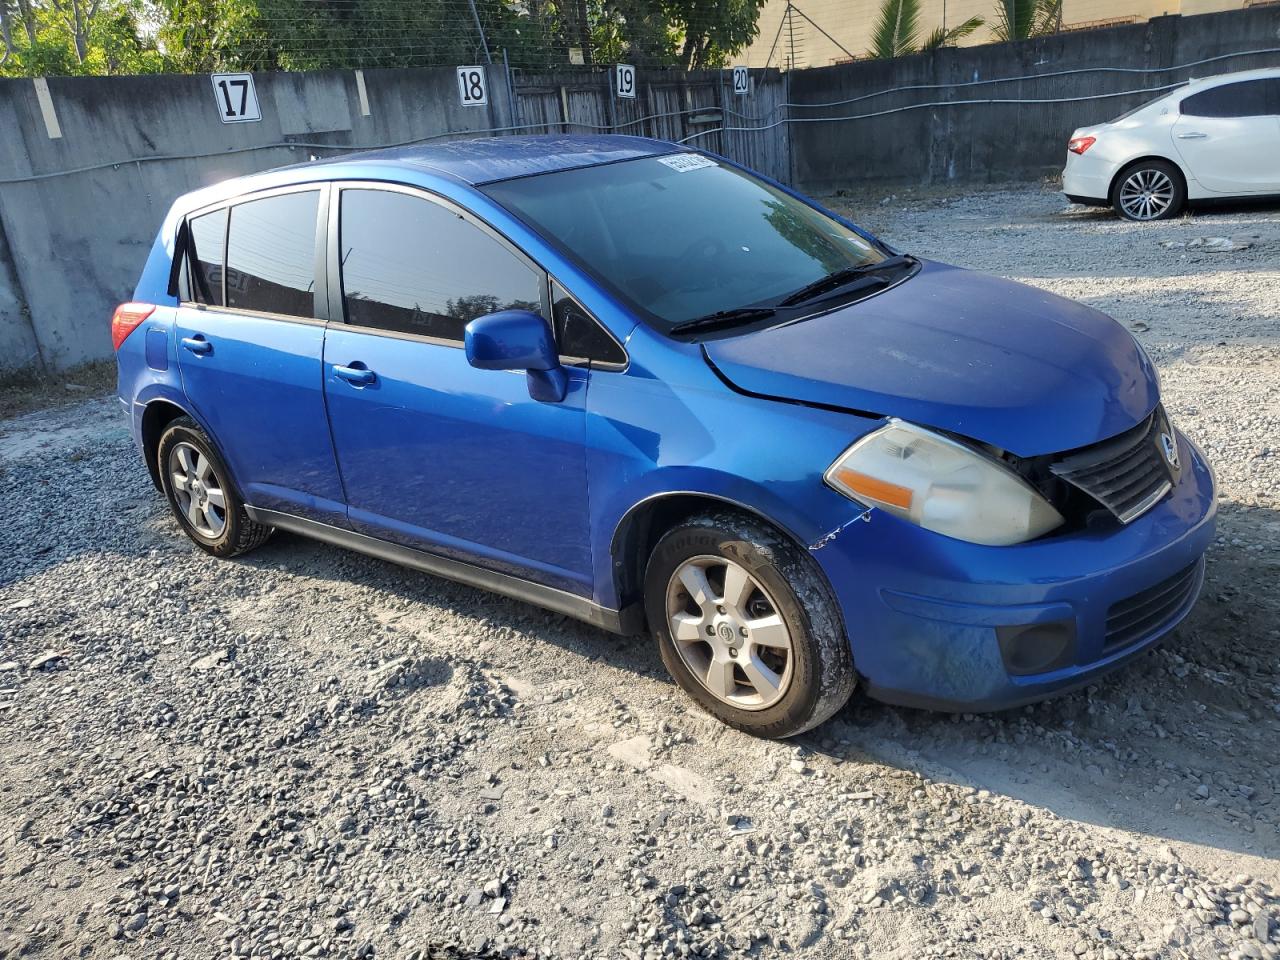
115, 135, 1216, 738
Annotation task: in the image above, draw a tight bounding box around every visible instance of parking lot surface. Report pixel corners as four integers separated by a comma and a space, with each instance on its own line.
1, 184, 1278, 960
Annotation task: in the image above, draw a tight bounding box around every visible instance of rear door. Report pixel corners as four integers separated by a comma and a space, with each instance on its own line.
174, 185, 347, 525
321, 184, 596, 595
1172, 78, 1280, 194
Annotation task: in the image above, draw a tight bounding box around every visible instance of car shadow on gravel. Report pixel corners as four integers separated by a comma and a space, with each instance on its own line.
225, 497, 1280, 867
230, 530, 672, 683
810, 501, 1280, 867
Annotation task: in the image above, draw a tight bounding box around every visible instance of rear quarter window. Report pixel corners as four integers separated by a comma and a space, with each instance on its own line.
184, 208, 228, 307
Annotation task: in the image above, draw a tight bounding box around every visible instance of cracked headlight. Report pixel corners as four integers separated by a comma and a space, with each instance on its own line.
823, 420, 1064, 546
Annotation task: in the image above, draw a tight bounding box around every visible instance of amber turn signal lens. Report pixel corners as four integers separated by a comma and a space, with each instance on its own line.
832, 468, 913, 510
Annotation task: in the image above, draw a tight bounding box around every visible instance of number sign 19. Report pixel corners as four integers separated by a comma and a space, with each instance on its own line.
457, 66, 488, 106
211, 73, 261, 123
732, 66, 750, 96
616, 63, 636, 99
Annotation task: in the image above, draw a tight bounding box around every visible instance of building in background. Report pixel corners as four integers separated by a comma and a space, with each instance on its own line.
742, 0, 1258, 68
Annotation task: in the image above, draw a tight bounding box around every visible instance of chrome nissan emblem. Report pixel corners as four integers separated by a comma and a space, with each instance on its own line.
1160, 432, 1179, 469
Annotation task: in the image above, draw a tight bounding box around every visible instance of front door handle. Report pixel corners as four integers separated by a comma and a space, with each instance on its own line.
1177, 132, 1208, 140
181, 336, 212, 355
333, 364, 376, 386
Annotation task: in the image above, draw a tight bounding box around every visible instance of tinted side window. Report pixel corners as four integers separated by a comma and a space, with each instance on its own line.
186, 208, 227, 306
339, 189, 542, 341
1180, 80, 1271, 118
225, 191, 320, 317
552, 282, 627, 366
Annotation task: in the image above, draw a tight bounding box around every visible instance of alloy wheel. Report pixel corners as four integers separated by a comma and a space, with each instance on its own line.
168, 441, 227, 539
1118, 168, 1175, 221
664, 556, 794, 710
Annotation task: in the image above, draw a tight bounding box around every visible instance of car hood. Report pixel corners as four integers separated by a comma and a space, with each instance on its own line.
702, 260, 1159, 457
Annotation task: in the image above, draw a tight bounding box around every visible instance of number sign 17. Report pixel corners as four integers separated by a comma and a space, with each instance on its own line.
616, 63, 636, 99
211, 73, 261, 123
457, 66, 488, 106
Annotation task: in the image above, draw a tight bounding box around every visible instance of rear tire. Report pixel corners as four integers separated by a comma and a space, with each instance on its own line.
644, 511, 855, 738
156, 417, 273, 558
1111, 160, 1185, 221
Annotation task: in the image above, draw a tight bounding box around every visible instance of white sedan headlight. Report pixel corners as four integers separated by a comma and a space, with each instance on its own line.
824, 420, 1064, 546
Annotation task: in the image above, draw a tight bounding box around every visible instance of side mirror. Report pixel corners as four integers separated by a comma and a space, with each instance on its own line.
464, 309, 567, 402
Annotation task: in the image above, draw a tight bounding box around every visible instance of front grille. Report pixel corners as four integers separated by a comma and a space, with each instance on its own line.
1049, 408, 1177, 523
1104, 559, 1203, 653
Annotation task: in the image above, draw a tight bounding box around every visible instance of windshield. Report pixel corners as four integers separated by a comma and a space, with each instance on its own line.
482, 154, 888, 332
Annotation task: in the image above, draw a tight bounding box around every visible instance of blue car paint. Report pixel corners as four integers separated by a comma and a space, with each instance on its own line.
703, 260, 1161, 457
117, 134, 1216, 713
321, 324, 594, 595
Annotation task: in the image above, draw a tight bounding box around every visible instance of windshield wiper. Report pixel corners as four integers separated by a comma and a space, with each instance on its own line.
667, 306, 779, 336
778, 253, 917, 307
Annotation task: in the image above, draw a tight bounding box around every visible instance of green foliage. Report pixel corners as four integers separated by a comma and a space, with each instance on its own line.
868, 0, 919, 60
1, 0, 766, 76
991, 0, 1061, 41
1, 0, 165, 76
921, 14, 984, 50
867, 0, 983, 59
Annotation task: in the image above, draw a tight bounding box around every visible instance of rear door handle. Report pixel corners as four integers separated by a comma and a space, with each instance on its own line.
333, 364, 376, 386
1177, 132, 1207, 139
181, 336, 212, 355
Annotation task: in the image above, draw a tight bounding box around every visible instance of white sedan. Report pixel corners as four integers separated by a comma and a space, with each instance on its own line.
1062, 68, 1280, 221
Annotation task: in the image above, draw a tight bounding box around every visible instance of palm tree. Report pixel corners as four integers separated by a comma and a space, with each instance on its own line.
868, 0, 984, 59
991, 0, 1062, 41
921, 16, 986, 49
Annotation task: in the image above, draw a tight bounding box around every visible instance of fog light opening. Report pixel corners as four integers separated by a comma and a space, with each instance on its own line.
996, 621, 1077, 677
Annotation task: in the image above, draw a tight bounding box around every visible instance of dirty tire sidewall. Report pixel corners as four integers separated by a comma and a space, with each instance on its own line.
156, 416, 273, 559
645, 511, 855, 739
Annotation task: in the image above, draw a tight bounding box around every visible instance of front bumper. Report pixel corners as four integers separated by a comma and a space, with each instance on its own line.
812, 431, 1216, 711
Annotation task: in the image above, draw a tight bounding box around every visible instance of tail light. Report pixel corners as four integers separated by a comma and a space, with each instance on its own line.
111, 302, 156, 351
1067, 136, 1096, 155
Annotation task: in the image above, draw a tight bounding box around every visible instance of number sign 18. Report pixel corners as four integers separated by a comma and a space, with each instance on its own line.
457, 66, 488, 106
616, 63, 636, 99
211, 73, 261, 123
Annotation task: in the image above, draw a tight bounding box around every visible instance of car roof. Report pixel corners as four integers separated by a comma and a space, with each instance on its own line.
171, 134, 683, 217
1182, 66, 1280, 90
306, 134, 678, 185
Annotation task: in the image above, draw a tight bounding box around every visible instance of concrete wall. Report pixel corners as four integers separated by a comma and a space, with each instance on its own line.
787, 6, 1280, 193
0, 4, 1276, 373
0, 64, 785, 373
0, 66, 517, 372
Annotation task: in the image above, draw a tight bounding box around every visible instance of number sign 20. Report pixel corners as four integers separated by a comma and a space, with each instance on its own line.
211, 73, 261, 123
616, 63, 636, 99
457, 66, 488, 106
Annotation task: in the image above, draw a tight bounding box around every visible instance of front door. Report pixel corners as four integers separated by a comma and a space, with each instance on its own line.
321, 185, 593, 595
174, 187, 347, 524
1173, 78, 1280, 194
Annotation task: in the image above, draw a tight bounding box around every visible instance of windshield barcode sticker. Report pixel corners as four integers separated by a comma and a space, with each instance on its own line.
657, 153, 716, 173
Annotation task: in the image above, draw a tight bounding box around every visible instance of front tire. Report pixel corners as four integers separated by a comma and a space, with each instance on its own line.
1111, 160, 1185, 221
644, 512, 855, 738
156, 417, 273, 558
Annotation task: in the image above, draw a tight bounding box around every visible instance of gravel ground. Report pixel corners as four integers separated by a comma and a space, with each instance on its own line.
1, 183, 1278, 960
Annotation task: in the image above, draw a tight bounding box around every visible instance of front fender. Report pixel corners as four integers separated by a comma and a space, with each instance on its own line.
584, 365, 881, 608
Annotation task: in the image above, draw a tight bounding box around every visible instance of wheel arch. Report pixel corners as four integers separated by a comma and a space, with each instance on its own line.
140, 398, 193, 490
1108, 154, 1189, 203
609, 491, 829, 627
